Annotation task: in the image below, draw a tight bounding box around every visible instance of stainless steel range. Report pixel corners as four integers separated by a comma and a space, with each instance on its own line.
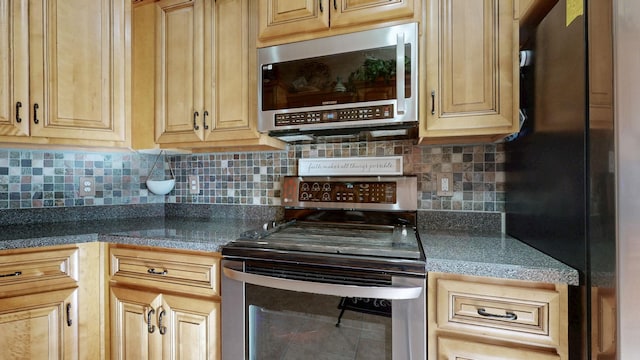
221, 176, 426, 360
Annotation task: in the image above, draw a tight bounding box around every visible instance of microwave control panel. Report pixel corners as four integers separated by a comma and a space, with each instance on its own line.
274, 105, 394, 127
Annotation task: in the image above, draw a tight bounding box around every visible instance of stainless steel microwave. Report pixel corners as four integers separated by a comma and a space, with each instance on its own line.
258, 23, 419, 143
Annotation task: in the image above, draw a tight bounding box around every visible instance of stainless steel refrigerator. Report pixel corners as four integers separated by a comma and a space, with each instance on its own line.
505, 1, 616, 358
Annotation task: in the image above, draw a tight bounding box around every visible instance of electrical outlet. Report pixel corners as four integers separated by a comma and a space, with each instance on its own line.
436, 173, 453, 197
79, 177, 95, 197
188, 175, 200, 194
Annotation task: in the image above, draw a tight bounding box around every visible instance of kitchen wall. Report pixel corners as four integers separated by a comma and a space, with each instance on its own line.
0, 141, 505, 212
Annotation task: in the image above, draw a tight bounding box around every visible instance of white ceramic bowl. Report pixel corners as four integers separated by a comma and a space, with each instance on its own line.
146, 179, 175, 195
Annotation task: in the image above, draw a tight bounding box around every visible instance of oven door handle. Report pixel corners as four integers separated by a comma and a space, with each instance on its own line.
223, 266, 423, 300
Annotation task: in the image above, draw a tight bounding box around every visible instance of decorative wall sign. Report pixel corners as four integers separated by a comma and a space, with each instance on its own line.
298, 156, 403, 176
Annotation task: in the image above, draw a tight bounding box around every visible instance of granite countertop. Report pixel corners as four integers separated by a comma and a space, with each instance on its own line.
419, 228, 579, 285
0, 217, 265, 253
0, 217, 579, 286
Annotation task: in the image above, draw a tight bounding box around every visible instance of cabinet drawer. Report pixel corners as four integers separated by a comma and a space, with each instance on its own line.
110, 246, 220, 297
436, 278, 562, 347
438, 336, 561, 360
0, 246, 78, 296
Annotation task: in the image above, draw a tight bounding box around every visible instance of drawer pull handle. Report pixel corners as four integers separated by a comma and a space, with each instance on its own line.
33, 103, 40, 124
66, 303, 73, 326
203, 110, 209, 130
477, 308, 518, 320
147, 268, 168, 276
0, 271, 22, 278
146, 307, 156, 334
16, 102, 22, 123
431, 90, 436, 115
193, 111, 200, 130
158, 307, 167, 335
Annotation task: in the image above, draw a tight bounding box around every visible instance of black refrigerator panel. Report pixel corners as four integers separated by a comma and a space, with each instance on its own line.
506, 1, 617, 359
506, 1, 587, 275
506, 1, 589, 359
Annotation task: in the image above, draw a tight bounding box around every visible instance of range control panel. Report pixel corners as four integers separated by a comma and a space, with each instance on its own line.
282, 176, 417, 211
298, 181, 396, 204
274, 105, 394, 127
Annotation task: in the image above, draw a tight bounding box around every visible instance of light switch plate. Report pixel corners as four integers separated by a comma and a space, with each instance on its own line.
436, 173, 453, 197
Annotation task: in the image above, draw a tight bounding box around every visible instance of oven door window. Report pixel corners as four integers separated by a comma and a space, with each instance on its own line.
247, 285, 391, 359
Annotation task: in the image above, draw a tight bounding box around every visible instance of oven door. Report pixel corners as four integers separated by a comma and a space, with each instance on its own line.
221, 259, 426, 360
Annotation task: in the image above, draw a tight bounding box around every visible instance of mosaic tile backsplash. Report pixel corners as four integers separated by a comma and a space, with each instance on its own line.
0, 141, 505, 212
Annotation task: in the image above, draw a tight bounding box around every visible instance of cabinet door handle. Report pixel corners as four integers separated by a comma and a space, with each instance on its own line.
0, 271, 22, 278
66, 303, 73, 326
431, 90, 435, 115
147, 268, 168, 276
146, 307, 156, 333
477, 308, 518, 320
157, 307, 167, 335
33, 103, 39, 124
203, 110, 209, 130
193, 111, 200, 130
319, 0, 323, 13
15, 102, 22, 123
334, 0, 337, 10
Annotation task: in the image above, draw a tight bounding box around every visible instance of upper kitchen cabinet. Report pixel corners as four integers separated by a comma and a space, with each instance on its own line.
256, 0, 419, 47
131, 0, 284, 152
0, 0, 131, 148
0, 0, 29, 138
419, 0, 519, 145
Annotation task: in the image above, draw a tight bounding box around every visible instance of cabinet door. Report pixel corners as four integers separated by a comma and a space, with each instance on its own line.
258, 0, 329, 42
28, 0, 128, 143
205, 0, 251, 141
160, 294, 220, 360
438, 336, 561, 360
330, 0, 415, 29
110, 287, 163, 360
154, 0, 209, 144
0, 288, 78, 360
423, 0, 518, 140
0, 0, 29, 137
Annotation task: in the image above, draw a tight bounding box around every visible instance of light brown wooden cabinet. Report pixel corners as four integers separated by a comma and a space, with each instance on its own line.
420, 0, 519, 145
428, 272, 569, 360
591, 286, 616, 360
132, 0, 283, 152
0, 0, 130, 149
108, 245, 221, 360
0, 245, 80, 360
257, 0, 418, 46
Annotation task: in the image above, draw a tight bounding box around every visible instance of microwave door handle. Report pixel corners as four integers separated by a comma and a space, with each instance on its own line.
396, 31, 406, 115
223, 266, 422, 300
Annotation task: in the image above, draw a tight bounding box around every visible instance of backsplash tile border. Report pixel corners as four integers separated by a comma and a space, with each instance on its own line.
0, 141, 505, 213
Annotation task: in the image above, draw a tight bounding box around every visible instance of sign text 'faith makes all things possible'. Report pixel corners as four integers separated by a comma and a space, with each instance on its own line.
298, 157, 403, 176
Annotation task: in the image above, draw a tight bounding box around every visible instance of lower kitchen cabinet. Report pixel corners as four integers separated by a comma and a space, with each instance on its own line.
428, 272, 569, 360
108, 244, 221, 360
110, 287, 219, 360
437, 336, 560, 360
0, 288, 79, 360
591, 286, 617, 360
0, 245, 80, 360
